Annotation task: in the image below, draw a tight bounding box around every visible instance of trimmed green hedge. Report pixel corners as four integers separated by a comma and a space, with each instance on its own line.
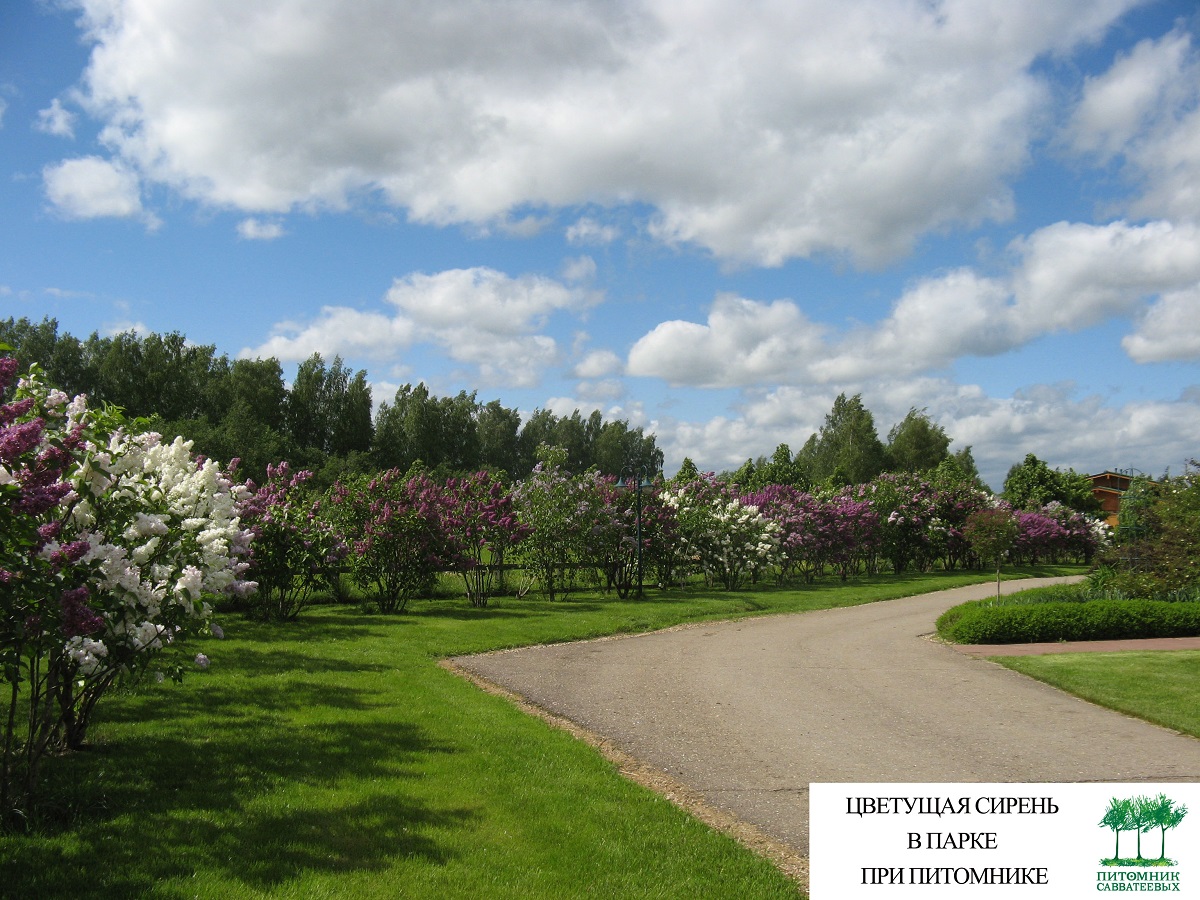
937, 599, 1200, 645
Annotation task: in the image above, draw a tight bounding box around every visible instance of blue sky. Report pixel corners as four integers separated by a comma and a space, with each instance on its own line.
2, 0, 1199, 490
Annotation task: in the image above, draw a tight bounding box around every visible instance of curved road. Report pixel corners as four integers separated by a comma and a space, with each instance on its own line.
451, 578, 1200, 858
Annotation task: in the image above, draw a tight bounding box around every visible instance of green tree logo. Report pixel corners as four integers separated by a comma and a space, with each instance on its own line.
1100, 793, 1188, 866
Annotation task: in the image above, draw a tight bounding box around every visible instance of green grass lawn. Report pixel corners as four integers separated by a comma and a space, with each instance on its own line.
0, 566, 1077, 899
997, 650, 1200, 739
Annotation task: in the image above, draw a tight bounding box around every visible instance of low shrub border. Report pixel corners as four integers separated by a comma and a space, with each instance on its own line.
937, 598, 1200, 645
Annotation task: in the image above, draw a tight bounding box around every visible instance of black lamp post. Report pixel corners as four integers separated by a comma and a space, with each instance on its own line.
619, 464, 653, 598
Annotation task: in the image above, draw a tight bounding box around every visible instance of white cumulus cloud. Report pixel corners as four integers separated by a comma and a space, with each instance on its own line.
1122, 286, 1200, 363
572, 349, 623, 379
246, 307, 417, 363
1010, 220, 1200, 334
237, 217, 286, 240
628, 294, 827, 387
43, 156, 148, 222
626, 219, 1200, 391
245, 267, 601, 388
62, 0, 1144, 265
1067, 28, 1200, 222
36, 99, 77, 138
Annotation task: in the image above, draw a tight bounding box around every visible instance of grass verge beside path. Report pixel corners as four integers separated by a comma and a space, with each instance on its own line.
996, 651, 1200, 739
1, 566, 1075, 899
421, 565, 1080, 658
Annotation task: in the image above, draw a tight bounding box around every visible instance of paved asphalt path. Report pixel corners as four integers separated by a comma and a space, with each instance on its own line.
452, 578, 1200, 857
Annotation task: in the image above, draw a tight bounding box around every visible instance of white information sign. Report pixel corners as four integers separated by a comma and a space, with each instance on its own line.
810, 783, 1199, 899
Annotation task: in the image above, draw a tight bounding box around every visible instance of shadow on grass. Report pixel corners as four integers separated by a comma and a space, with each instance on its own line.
216, 645, 399, 678
1, 647, 475, 897
219, 613, 415, 646
416, 607, 528, 621
102, 671, 393, 727
9, 784, 470, 897
92, 642, 409, 735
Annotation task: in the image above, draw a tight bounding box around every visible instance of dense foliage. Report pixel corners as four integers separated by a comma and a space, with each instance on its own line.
1002, 453, 1101, 514
237, 463, 346, 621
1100, 464, 1200, 598
726, 398, 984, 493
0, 317, 662, 485
439, 471, 530, 607
663, 477, 782, 590
309, 465, 1107, 604
513, 458, 610, 601
937, 598, 1200, 645
963, 506, 1019, 596
328, 470, 450, 613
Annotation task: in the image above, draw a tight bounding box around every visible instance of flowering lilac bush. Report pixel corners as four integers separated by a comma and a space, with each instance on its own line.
1043, 501, 1110, 563
662, 477, 781, 590
1009, 502, 1108, 564
328, 470, 450, 612
633, 483, 680, 590
824, 491, 881, 580
735, 482, 880, 583
601, 475, 677, 596
590, 474, 639, 595
733, 466, 1103, 584
238, 462, 345, 621
1, 362, 86, 812
1011, 508, 1069, 563
740, 484, 826, 584
765, 472, 989, 580
57, 428, 252, 740
862, 473, 939, 574
928, 474, 992, 570
513, 462, 612, 601
440, 471, 529, 607
2, 359, 253, 817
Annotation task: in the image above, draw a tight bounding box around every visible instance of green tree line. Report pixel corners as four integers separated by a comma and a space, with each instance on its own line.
0, 317, 661, 485
713, 392, 1102, 517
715, 393, 983, 493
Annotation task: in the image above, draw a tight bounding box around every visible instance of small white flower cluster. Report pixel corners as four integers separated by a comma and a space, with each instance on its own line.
662, 486, 782, 589
1088, 516, 1114, 551
62, 429, 254, 677
65, 636, 109, 677
13, 370, 253, 689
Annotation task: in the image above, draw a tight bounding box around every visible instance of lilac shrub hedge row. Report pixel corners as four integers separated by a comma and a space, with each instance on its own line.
266, 463, 1111, 611
743, 473, 1104, 582
1, 355, 1108, 822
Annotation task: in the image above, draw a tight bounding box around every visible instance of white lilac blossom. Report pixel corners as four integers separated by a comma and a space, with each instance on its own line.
661, 482, 781, 590
65, 637, 109, 676
9, 367, 254, 741
68, 429, 254, 660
